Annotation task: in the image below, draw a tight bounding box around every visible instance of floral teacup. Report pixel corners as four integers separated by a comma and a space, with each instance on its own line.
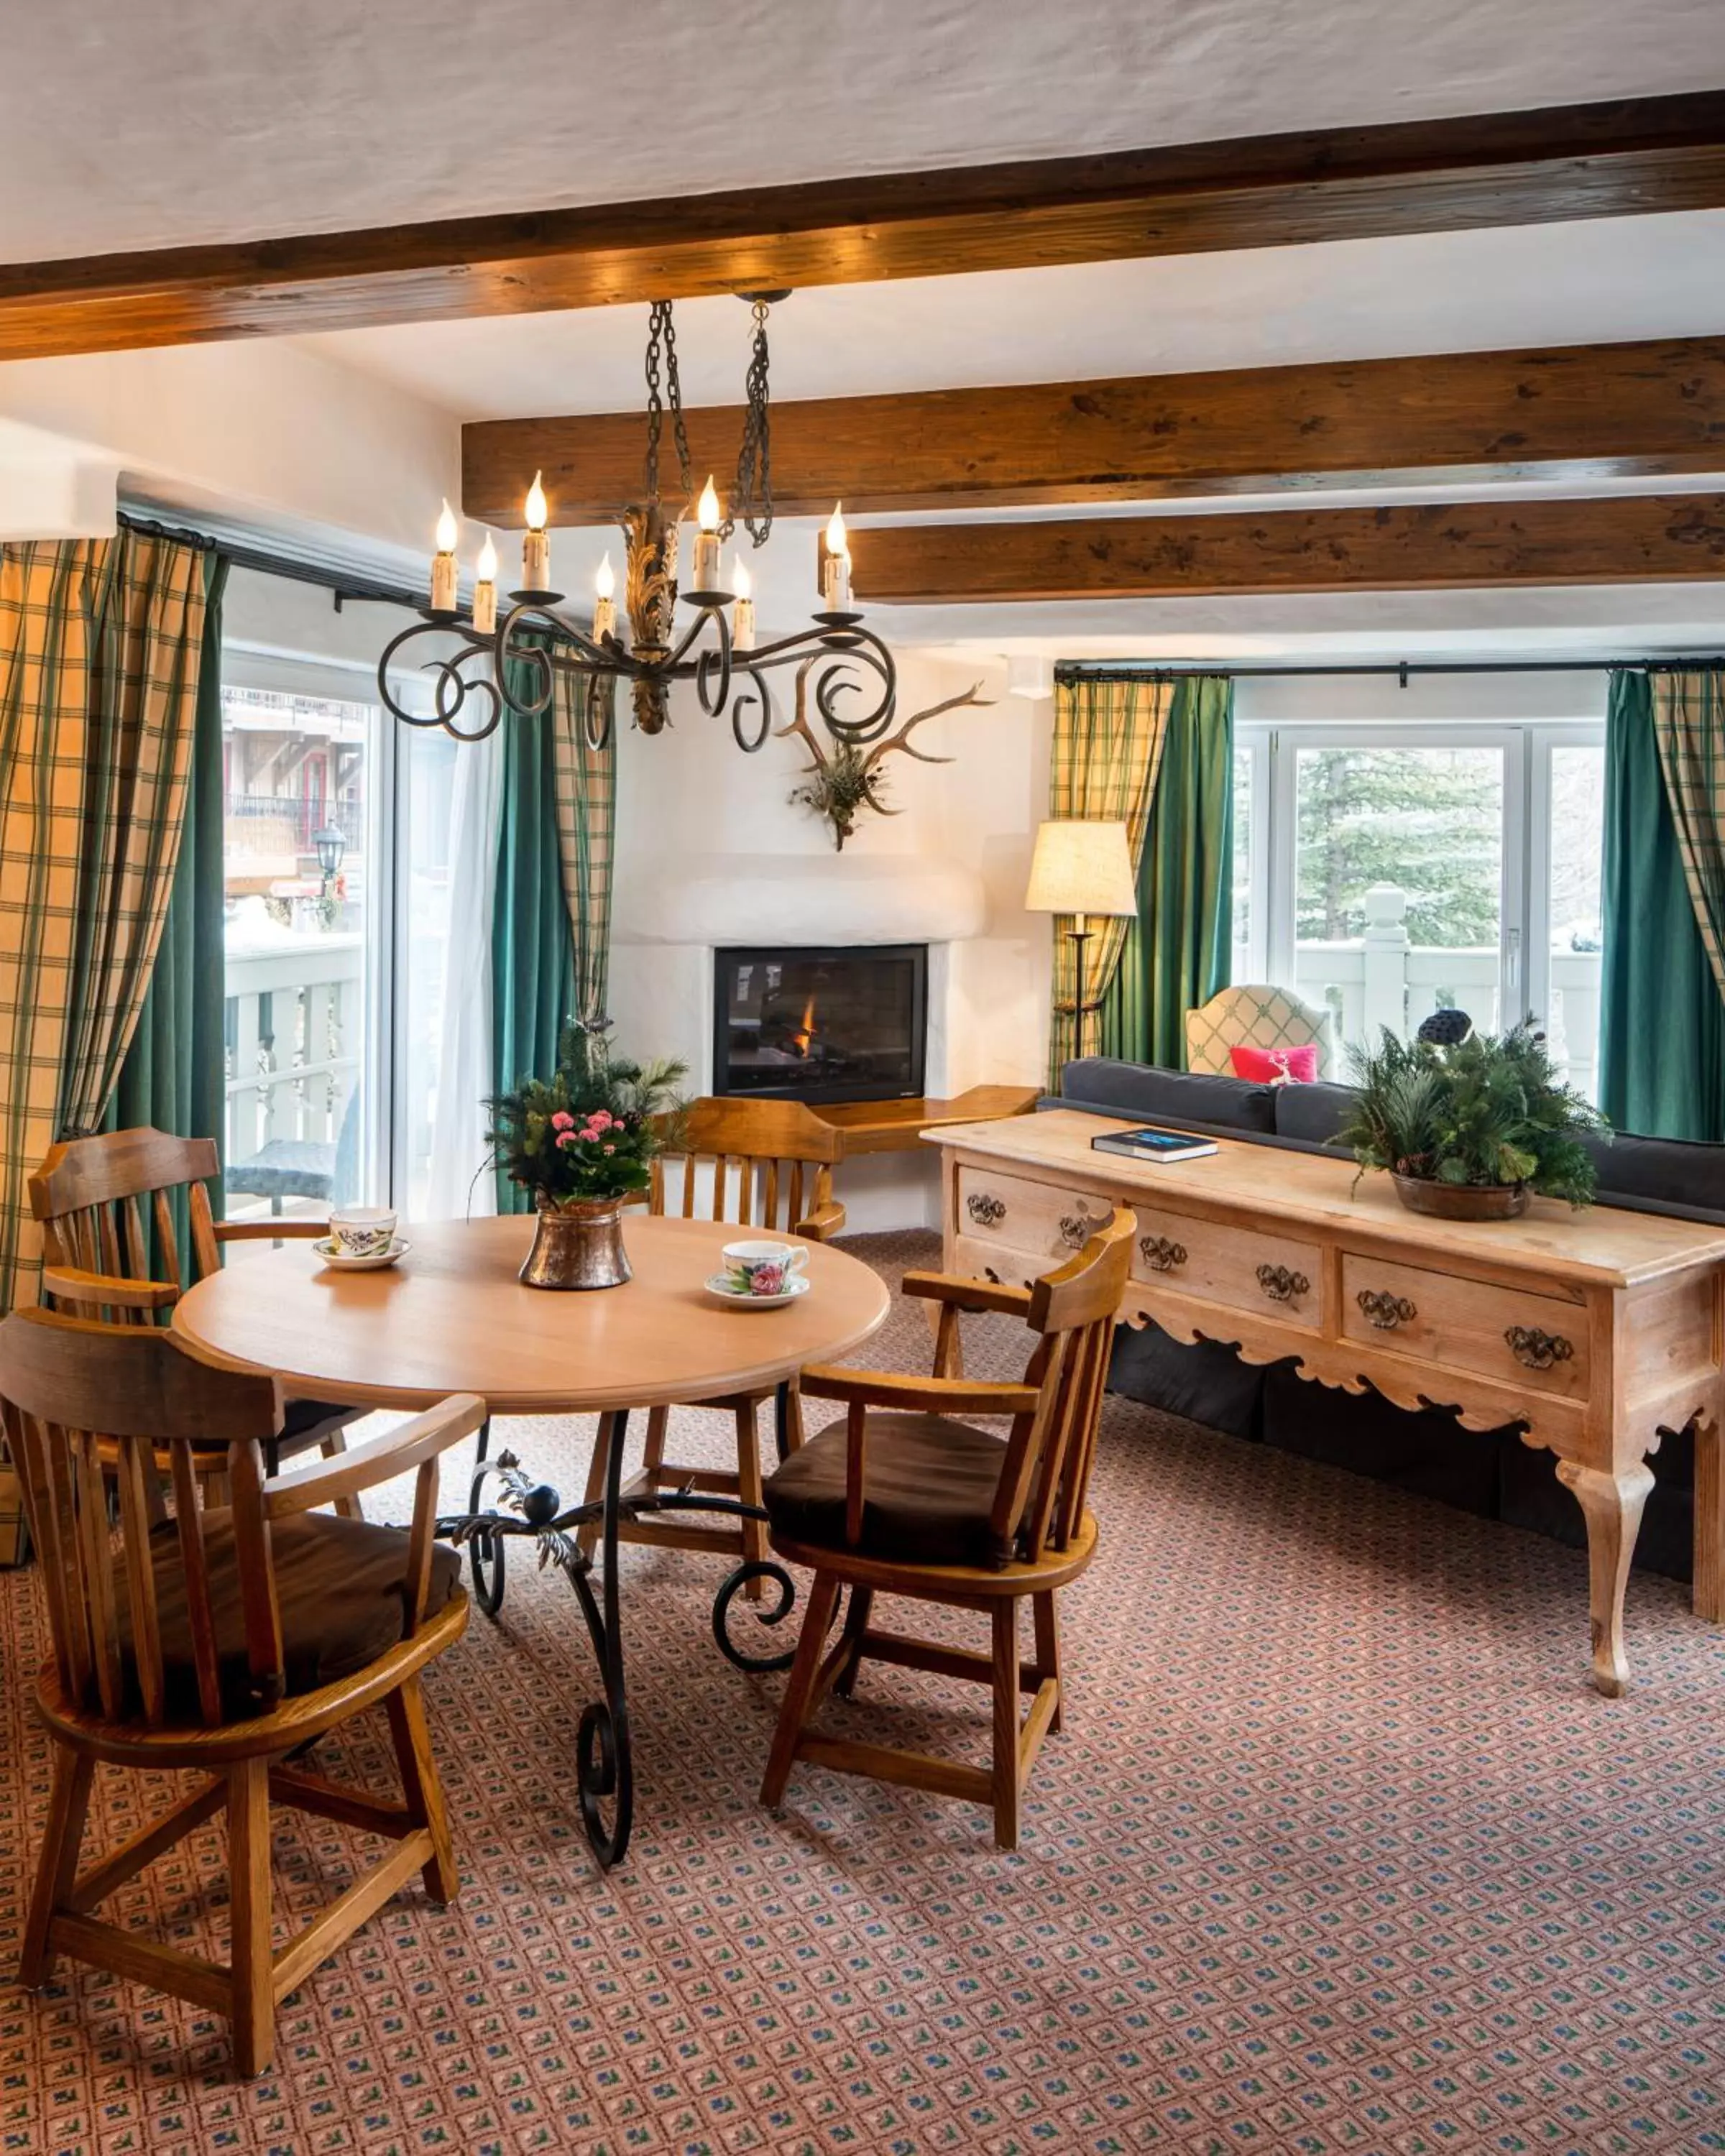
720, 1239, 809, 1298
329, 1204, 397, 1260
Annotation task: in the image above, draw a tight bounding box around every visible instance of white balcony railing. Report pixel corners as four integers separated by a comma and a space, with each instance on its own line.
1248, 885, 1602, 1101
224, 922, 362, 1169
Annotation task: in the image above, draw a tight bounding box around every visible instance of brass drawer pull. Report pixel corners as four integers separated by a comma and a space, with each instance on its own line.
1059, 1211, 1106, 1249
966, 1192, 1006, 1228
1357, 1288, 1417, 1330
1504, 1325, 1574, 1370
1256, 1263, 1310, 1303
1138, 1233, 1187, 1273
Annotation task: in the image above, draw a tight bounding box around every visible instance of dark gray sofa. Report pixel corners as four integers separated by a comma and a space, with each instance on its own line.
1053, 1057, 1725, 1581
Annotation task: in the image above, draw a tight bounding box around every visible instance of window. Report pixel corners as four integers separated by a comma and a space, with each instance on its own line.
1233, 719, 1605, 1099
220, 684, 383, 1220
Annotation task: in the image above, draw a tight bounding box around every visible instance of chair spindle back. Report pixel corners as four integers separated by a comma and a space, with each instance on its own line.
990, 1207, 1133, 1563
650, 1097, 846, 1240
0, 1310, 283, 1728
30, 1128, 224, 1317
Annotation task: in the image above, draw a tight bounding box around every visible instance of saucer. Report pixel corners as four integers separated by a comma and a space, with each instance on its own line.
703, 1271, 811, 1309
314, 1235, 410, 1272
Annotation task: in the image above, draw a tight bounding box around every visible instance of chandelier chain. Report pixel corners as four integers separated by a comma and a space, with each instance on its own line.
643, 300, 694, 506
728, 298, 774, 548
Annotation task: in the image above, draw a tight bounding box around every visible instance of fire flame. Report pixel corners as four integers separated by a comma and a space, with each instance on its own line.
786, 996, 816, 1057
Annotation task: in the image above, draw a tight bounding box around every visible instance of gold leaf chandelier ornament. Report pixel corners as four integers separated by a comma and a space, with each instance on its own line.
375, 296, 896, 755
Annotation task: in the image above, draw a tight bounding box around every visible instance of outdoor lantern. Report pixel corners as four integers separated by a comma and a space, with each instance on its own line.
313, 824, 346, 880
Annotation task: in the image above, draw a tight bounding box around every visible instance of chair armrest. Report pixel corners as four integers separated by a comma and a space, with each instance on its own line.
900, 1270, 1034, 1319
40, 1266, 180, 1313
216, 1219, 331, 1242
263, 1393, 486, 1518
799, 1363, 1040, 1419
793, 1198, 847, 1241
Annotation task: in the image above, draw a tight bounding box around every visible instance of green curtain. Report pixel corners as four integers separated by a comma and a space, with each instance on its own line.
1598, 671, 1725, 1141
1096, 676, 1235, 1069
492, 642, 576, 1212
105, 555, 229, 1262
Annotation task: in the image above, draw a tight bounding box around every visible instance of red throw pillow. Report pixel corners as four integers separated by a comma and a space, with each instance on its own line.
1228, 1042, 1319, 1084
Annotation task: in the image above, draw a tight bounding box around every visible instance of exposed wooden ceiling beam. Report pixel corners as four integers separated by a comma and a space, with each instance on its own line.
843, 495, 1725, 603
4, 93, 1725, 361
464, 336, 1725, 525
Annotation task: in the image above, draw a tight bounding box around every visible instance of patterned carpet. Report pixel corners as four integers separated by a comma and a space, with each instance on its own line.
2, 1230, 1723, 2154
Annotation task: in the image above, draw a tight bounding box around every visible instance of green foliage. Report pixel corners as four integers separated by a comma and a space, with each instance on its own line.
487, 1023, 688, 1207
1336, 1020, 1606, 1205
1296, 747, 1502, 945
789, 742, 891, 852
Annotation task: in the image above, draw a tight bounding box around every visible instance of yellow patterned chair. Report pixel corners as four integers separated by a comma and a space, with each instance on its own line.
1183, 985, 1338, 1081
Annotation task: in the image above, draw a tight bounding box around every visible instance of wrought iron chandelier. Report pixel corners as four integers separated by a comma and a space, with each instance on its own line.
375, 296, 896, 755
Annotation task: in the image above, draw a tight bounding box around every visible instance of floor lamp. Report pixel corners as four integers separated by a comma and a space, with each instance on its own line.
1024, 819, 1140, 1063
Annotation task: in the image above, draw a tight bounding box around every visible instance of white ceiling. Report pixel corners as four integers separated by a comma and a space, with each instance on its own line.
4, 0, 1724, 262
301, 212, 1725, 422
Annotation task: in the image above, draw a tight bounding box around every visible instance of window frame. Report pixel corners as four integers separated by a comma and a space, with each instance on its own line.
1234, 714, 1605, 1058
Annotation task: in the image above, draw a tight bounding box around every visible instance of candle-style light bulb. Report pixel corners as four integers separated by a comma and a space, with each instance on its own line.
732, 557, 755, 651
431, 499, 460, 612
522, 470, 551, 591
472, 533, 499, 634
822, 502, 852, 612
693, 475, 722, 591
593, 549, 617, 640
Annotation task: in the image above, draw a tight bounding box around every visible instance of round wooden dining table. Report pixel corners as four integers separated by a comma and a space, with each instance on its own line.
172, 1213, 891, 1865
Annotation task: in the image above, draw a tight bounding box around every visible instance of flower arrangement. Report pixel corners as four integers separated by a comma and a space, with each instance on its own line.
487, 1023, 687, 1211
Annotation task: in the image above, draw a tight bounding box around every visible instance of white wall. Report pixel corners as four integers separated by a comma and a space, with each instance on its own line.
606, 650, 1054, 1231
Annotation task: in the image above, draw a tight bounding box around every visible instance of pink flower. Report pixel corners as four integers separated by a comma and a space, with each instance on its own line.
556, 1130, 578, 1148
586, 1109, 615, 1132
551, 1110, 574, 1132
602, 1143, 615, 1155
750, 1262, 786, 1297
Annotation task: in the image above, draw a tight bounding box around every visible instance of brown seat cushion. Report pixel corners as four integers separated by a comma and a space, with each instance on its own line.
119, 1510, 461, 1722
763, 1412, 1011, 1568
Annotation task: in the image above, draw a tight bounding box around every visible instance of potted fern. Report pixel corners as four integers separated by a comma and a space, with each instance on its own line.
1337, 1020, 1605, 1220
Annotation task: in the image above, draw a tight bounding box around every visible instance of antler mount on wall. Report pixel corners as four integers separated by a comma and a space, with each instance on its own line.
779, 658, 993, 850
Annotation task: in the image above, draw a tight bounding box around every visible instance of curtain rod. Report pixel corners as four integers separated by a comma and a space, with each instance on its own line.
116, 510, 428, 616
1056, 655, 1725, 683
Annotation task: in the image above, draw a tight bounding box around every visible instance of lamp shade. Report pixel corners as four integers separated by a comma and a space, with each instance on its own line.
1024, 819, 1138, 917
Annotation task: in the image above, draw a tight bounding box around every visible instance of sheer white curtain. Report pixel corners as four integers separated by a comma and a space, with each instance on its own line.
423, 722, 503, 1218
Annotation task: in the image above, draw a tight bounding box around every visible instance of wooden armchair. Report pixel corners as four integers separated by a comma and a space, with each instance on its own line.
29, 1127, 367, 1503
579, 1096, 846, 1590
0, 1307, 482, 2078
758, 1207, 1134, 1849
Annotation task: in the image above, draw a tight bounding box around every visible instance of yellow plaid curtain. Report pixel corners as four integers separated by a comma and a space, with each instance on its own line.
1046, 672, 1176, 1081
551, 676, 617, 1028
1650, 669, 1725, 1003
0, 530, 211, 1311
58, 529, 208, 1135
0, 543, 101, 1310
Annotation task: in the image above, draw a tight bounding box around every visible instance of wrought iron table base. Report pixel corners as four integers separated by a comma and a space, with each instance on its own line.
436, 1387, 806, 1869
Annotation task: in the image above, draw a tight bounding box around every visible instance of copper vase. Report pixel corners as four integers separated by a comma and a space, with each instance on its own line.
518, 1197, 632, 1290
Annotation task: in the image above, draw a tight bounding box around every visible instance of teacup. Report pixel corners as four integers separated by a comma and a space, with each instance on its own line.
721, 1239, 809, 1297
329, 1204, 397, 1259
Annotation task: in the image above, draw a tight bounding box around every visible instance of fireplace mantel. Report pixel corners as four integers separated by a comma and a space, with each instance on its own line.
613, 851, 988, 947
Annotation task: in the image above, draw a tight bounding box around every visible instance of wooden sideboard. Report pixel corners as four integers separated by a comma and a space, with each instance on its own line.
931, 1110, 1725, 1695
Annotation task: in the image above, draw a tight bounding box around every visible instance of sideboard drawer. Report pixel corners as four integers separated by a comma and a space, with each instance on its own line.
956, 1166, 1117, 1261
1340, 1253, 1591, 1397
954, 1166, 1324, 1330
1131, 1205, 1325, 1330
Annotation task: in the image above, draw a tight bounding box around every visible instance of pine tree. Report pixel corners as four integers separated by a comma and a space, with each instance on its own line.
1294, 748, 1502, 946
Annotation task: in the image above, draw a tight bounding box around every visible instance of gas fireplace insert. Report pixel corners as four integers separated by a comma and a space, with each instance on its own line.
712, 944, 927, 1105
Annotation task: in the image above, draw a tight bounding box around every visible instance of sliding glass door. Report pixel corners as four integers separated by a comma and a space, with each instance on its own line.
1235, 721, 1604, 1097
